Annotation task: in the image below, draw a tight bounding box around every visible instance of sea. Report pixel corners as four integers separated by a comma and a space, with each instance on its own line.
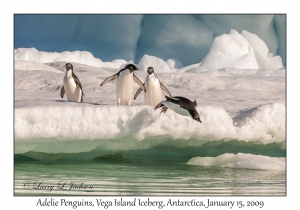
14, 138, 286, 196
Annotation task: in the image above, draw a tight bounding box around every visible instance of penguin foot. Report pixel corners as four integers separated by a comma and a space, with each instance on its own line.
160, 107, 168, 114
154, 102, 162, 110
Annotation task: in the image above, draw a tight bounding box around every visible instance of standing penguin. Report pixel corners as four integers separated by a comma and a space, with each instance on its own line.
100, 63, 146, 106
155, 95, 202, 123
134, 67, 171, 106
60, 63, 84, 102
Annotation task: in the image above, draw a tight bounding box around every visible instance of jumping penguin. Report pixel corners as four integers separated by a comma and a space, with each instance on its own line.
100, 63, 146, 106
154, 95, 202, 123
60, 63, 84, 102
134, 67, 171, 106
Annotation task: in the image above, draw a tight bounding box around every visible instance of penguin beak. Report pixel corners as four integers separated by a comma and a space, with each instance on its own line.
130, 68, 138, 73
194, 118, 202, 123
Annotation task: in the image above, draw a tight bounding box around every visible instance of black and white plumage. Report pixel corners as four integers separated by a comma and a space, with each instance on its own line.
154, 95, 202, 123
134, 67, 171, 106
100, 63, 146, 106
60, 63, 84, 102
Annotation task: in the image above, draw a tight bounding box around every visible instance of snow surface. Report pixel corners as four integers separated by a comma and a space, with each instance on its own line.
14, 60, 62, 73
187, 153, 285, 171
15, 59, 285, 148
15, 103, 285, 144
14, 29, 286, 165
14, 14, 286, 66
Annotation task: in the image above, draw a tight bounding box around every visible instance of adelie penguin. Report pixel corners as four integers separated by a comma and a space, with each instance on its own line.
134, 67, 172, 106
100, 63, 146, 106
155, 96, 202, 123
60, 63, 85, 102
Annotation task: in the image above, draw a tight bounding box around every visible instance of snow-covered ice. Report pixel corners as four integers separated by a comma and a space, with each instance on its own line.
187, 153, 285, 171
14, 60, 285, 151
14, 30, 286, 166
200, 30, 283, 70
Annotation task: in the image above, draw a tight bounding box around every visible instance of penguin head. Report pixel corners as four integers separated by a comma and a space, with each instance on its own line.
125, 64, 138, 73
192, 113, 202, 123
65, 63, 73, 71
147, 67, 154, 75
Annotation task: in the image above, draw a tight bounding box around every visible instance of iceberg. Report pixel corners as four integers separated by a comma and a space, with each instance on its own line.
14, 14, 286, 67
14, 29, 284, 72
200, 30, 283, 70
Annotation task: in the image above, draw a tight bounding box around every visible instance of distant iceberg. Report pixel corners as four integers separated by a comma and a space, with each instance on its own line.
14, 48, 128, 69
14, 29, 284, 73
14, 14, 286, 66
199, 29, 283, 70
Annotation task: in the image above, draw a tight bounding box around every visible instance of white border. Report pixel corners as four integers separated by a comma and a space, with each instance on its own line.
4, 1, 297, 209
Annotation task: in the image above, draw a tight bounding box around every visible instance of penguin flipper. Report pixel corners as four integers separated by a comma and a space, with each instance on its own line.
134, 87, 143, 100
133, 74, 146, 92
100, 74, 117, 86
72, 73, 85, 96
165, 96, 183, 107
160, 83, 172, 97
60, 86, 65, 98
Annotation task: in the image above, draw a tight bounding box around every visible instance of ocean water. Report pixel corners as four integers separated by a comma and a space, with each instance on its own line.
14, 156, 286, 196
14, 137, 286, 196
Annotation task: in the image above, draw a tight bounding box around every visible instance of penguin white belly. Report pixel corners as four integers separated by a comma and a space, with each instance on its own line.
144, 75, 161, 106
63, 75, 82, 102
163, 101, 191, 117
116, 71, 134, 105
